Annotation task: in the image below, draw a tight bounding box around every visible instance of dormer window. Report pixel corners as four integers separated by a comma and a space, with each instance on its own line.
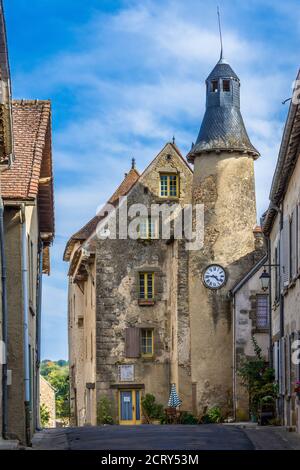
222, 80, 230, 92
211, 80, 218, 92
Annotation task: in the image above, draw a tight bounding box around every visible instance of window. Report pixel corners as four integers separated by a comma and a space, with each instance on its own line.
256, 294, 269, 329
77, 316, 84, 328
211, 80, 218, 92
138, 217, 157, 239
139, 272, 154, 300
222, 80, 230, 92
141, 329, 153, 357
160, 174, 178, 197
28, 236, 34, 305
274, 245, 280, 302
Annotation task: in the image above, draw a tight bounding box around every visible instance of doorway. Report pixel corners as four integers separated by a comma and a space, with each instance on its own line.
119, 390, 141, 425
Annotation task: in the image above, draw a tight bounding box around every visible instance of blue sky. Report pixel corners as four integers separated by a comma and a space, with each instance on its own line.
4, 0, 300, 360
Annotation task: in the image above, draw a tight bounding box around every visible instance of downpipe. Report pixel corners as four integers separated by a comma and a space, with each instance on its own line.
20, 204, 31, 445
35, 241, 43, 430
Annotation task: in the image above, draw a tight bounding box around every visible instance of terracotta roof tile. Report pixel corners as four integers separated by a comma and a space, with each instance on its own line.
1, 99, 52, 200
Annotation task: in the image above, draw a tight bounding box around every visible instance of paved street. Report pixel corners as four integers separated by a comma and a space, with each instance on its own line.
32, 424, 300, 450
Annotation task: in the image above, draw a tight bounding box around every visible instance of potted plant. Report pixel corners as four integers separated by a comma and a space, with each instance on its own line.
141, 394, 164, 424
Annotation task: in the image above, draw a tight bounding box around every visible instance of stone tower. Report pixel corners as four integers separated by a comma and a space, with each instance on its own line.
187, 56, 260, 415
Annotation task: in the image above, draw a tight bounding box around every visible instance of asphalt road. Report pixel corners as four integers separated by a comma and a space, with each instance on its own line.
32, 424, 300, 450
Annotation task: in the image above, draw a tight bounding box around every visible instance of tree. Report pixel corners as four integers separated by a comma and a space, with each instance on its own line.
41, 360, 70, 421
40, 403, 50, 427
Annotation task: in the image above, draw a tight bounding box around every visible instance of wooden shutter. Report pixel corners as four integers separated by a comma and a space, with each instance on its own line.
286, 335, 291, 397
279, 337, 286, 395
125, 327, 140, 358
291, 208, 297, 279
281, 219, 290, 288
296, 331, 300, 380
297, 204, 300, 272
273, 341, 279, 382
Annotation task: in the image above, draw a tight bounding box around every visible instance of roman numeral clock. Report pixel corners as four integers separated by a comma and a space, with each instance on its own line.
202, 264, 227, 290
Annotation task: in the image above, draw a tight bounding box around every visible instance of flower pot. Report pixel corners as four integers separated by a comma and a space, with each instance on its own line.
151, 419, 161, 425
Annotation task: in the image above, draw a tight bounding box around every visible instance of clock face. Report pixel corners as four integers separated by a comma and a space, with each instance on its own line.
203, 264, 226, 290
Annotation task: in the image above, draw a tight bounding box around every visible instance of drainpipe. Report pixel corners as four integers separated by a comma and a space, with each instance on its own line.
232, 293, 236, 422
0, 197, 8, 438
35, 241, 43, 430
20, 204, 31, 445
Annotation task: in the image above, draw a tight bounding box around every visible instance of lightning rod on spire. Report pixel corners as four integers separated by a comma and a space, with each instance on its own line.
217, 6, 223, 61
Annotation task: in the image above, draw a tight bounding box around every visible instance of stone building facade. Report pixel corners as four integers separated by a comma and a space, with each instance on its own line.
0, 0, 14, 443
65, 56, 265, 425
231, 251, 270, 420
263, 71, 300, 434
1, 100, 54, 444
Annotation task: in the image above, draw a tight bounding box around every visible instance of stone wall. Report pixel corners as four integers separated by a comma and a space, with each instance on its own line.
189, 152, 259, 417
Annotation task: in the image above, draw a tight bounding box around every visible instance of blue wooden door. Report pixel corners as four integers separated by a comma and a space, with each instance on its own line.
120, 391, 133, 423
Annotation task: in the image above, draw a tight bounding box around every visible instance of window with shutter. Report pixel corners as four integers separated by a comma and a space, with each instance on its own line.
290, 209, 297, 279
125, 327, 141, 358
297, 204, 300, 272
275, 244, 280, 301
281, 219, 290, 288
273, 341, 279, 382
141, 329, 154, 357
256, 294, 269, 329
297, 331, 300, 380
286, 335, 291, 396
279, 337, 286, 395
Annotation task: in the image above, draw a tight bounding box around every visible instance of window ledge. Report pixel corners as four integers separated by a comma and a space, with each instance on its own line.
155, 197, 179, 204
138, 299, 155, 306
253, 327, 269, 334
136, 238, 156, 244
141, 355, 154, 361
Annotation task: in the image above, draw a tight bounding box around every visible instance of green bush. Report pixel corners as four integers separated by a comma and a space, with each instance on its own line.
97, 396, 114, 425
40, 403, 50, 428
238, 336, 277, 416
203, 406, 223, 423
141, 394, 164, 421
180, 411, 198, 424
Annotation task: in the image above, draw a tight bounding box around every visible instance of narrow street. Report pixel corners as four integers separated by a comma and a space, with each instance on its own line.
32, 424, 300, 451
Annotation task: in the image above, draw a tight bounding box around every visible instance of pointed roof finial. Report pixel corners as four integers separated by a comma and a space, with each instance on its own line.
131, 157, 136, 169
217, 6, 223, 61
172, 136, 175, 144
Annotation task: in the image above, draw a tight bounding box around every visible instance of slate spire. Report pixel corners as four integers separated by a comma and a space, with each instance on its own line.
187, 57, 259, 162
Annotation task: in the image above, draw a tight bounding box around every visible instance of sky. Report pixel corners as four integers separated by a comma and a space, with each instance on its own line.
4, 0, 300, 360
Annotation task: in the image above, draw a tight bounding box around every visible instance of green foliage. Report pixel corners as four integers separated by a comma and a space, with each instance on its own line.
180, 411, 198, 424
40, 403, 50, 428
41, 359, 70, 420
238, 336, 277, 416
202, 406, 223, 423
97, 396, 114, 425
141, 393, 164, 421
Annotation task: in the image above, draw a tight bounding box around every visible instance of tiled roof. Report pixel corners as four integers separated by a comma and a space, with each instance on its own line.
1, 100, 52, 199
63, 168, 140, 261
